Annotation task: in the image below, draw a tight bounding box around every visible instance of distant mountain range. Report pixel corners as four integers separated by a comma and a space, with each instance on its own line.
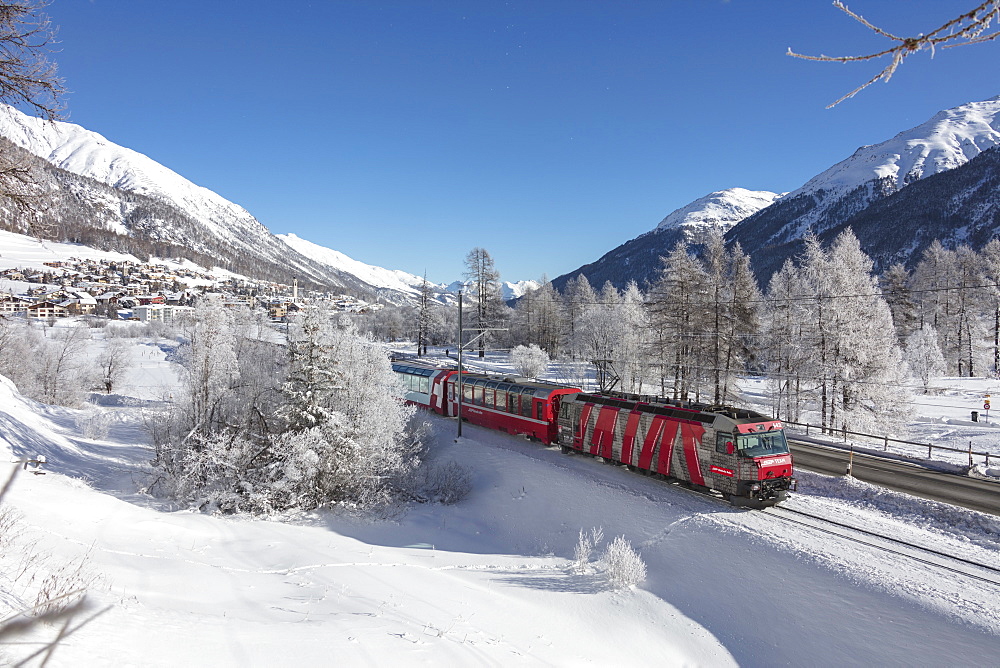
278, 232, 537, 303
553, 95, 1000, 290
6, 94, 1000, 303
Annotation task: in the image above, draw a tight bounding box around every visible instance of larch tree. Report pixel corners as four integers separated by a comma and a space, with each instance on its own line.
561, 274, 597, 360
763, 259, 812, 421
463, 247, 504, 358
980, 238, 1000, 375
648, 242, 711, 401
417, 273, 433, 356
880, 262, 918, 344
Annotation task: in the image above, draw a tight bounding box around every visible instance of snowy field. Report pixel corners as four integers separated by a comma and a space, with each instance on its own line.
1, 333, 999, 666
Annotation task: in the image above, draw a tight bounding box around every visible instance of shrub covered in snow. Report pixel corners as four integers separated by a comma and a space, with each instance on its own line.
510, 344, 550, 379
572, 526, 604, 574
600, 535, 646, 589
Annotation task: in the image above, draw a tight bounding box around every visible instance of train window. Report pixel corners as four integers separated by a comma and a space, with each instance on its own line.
508, 393, 518, 414
736, 431, 790, 457
496, 389, 507, 411
716, 434, 735, 454
521, 390, 533, 417
464, 384, 474, 403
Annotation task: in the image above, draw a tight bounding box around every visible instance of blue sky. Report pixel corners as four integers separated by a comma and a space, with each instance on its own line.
48, 1, 1000, 285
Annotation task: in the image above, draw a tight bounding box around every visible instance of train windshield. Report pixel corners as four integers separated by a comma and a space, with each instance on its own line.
736, 431, 789, 457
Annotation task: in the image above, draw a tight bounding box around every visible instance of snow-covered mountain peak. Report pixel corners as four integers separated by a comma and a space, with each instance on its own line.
653, 187, 782, 237
796, 96, 1000, 198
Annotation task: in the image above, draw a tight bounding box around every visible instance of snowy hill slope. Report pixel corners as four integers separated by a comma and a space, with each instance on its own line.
278, 232, 444, 299
0, 107, 395, 296
0, 104, 270, 252
1, 352, 999, 665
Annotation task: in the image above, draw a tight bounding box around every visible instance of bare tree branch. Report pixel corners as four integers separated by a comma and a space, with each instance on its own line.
789, 1, 1000, 107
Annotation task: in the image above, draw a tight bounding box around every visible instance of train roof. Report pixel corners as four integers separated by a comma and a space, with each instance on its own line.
573, 392, 776, 426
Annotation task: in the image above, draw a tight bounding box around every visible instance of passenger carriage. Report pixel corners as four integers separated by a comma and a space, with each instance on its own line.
391, 361, 580, 445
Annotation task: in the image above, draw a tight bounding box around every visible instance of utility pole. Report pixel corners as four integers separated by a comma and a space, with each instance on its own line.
457, 290, 464, 439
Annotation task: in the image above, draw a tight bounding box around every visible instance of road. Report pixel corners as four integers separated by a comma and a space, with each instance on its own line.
789, 439, 1000, 516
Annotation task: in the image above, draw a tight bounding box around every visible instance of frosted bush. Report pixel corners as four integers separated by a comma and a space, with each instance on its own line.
418, 460, 472, 505
510, 344, 550, 378
601, 536, 646, 589
573, 526, 603, 574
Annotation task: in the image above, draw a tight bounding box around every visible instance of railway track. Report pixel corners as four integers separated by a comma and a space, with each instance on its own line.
761, 505, 1000, 587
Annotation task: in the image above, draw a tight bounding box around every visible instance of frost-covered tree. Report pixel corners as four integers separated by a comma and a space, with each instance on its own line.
648, 242, 711, 400
152, 302, 425, 513
905, 324, 945, 393
175, 296, 241, 435
510, 343, 550, 378
762, 259, 813, 422
979, 238, 1000, 375
464, 247, 505, 358
561, 274, 597, 360
880, 262, 918, 344
600, 536, 646, 590
277, 310, 420, 509
774, 231, 910, 433
0, 315, 41, 395
511, 278, 564, 356
417, 273, 433, 356
825, 230, 910, 433
617, 281, 651, 394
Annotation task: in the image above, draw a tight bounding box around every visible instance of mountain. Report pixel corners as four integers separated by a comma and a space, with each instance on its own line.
550, 188, 780, 292
0, 105, 415, 299
279, 232, 453, 304
552, 96, 1000, 292
811, 143, 1000, 272
725, 96, 1000, 282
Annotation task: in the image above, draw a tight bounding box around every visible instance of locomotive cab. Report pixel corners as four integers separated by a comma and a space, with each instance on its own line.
732, 427, 795, 506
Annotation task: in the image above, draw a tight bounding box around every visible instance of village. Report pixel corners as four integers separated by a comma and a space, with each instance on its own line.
0, 256, 380, 322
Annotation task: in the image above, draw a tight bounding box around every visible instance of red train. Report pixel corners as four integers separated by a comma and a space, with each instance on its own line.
392, 361, 795, 507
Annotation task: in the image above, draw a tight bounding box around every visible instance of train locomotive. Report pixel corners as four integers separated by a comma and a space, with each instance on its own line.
392, 360, 795, 507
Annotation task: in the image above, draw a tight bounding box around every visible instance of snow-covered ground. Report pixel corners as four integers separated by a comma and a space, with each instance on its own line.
1, 336, 999, 666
